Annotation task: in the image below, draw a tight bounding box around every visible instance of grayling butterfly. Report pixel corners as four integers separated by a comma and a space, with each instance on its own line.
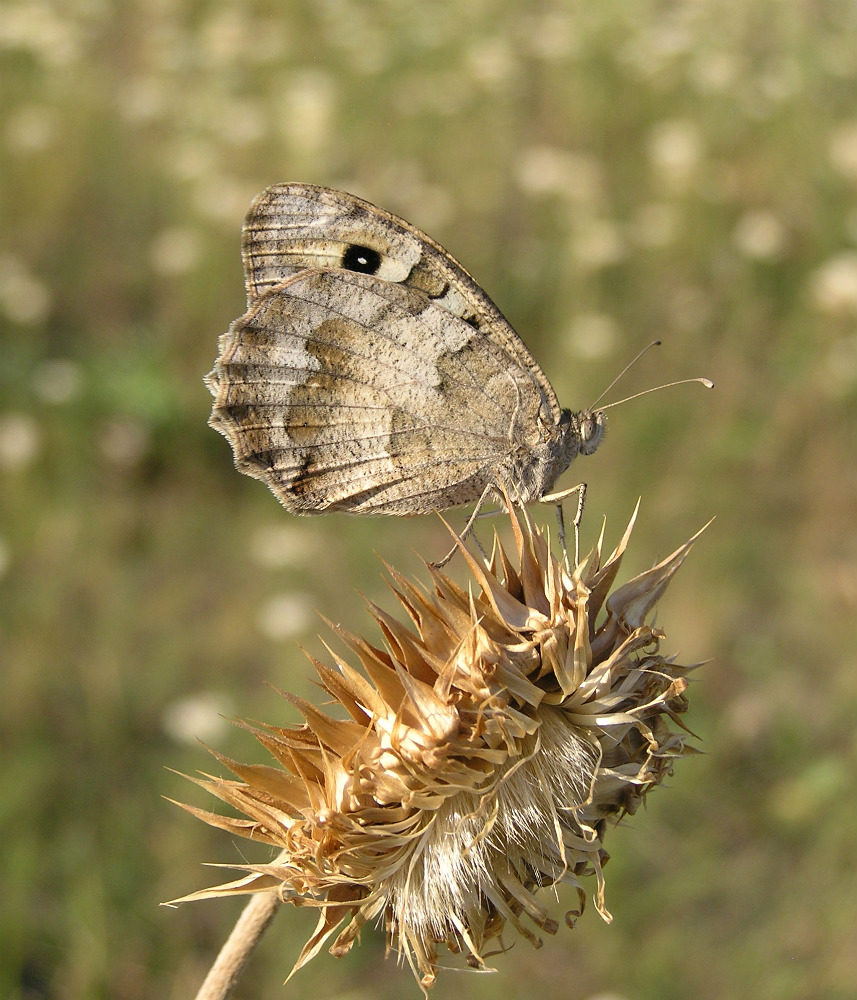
206, 184, 610, 556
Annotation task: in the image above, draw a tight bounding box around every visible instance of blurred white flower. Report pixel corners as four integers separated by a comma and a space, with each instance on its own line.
646, 21, 694, 60
150, 227, 203, 276
631, 202, 680, 248
199, 7, 250, 65
565, 312, 620, 360
618, 19, 696, 81
646, 119, 703, 190
515, 146, 604, 203
829, 121, 857, 181
169, 138, 216, 183
98, 418, 150, 468
117, 77, 168, 124
690, 50, 739, 93
249, 524, 320, 569
466, 37, 516, 88
572, 218, 626, 269
0, 3, 84, 67
810, 252, 857, 315
516, 146, 568, 195
191, 175, 256, 226
278, 69, 336, 158
0, 413, 40, 470
162, 691, 234, 745
525, 12, 579, 60
32, 359, 83, 404
0, 256, 51, 325
257, 592, 314, 641
732, 210, 787, 260
213, 98, 266, 147
4, 103, 60, 153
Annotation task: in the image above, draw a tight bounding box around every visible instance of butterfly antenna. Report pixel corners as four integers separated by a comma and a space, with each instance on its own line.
589, 340, 663, 409
599, 377, 714, 411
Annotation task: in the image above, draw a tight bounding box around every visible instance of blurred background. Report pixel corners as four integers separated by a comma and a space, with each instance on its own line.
2, 2, 856, 998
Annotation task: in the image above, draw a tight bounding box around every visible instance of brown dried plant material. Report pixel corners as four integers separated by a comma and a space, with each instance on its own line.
172, 504, 706, 992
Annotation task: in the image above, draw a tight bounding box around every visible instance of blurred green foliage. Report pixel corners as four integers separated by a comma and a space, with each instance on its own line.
2, 1, 856, 998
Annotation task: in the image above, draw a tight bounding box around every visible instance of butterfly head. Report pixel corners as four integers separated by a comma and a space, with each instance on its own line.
571, 408, 607, 457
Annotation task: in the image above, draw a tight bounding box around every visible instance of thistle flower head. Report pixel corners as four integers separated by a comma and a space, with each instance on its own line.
174, 504, 705, 991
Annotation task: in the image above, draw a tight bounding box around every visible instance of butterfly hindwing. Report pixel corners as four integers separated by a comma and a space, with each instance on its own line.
207, 268, 547, 514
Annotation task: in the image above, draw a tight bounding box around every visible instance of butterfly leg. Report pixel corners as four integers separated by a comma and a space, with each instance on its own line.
540, 482, 587, 569
431, 484, 499, 569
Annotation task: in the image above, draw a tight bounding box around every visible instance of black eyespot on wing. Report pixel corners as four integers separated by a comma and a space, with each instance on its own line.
341, 244, 382, 274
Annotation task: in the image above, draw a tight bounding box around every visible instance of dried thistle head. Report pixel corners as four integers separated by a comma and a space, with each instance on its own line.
173, 504, 705, 991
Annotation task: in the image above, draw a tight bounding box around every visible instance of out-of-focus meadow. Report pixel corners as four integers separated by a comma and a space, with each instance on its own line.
2, 2, 856, 998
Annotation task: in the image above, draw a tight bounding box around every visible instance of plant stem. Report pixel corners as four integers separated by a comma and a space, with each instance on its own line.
193, 893, 281, 1000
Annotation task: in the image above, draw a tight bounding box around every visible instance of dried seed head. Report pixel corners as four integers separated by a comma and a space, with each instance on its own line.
172, 503, 706, 991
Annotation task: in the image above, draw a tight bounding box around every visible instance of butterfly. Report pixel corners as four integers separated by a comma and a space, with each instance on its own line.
205, 183, 606, 551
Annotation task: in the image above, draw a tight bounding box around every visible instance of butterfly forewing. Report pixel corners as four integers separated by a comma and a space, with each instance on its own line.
241, 184, 562, 422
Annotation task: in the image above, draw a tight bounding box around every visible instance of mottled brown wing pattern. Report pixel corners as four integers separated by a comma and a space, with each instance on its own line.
207, 269, 549, 514
206, 184, 603, 518
240, 183, 563, 425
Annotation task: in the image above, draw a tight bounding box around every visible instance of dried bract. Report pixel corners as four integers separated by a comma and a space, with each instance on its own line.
173, 504, 705, 990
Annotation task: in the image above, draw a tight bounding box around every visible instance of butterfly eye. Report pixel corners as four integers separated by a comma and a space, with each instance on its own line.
579, 411, 606, 455
342, 244, 382, 274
